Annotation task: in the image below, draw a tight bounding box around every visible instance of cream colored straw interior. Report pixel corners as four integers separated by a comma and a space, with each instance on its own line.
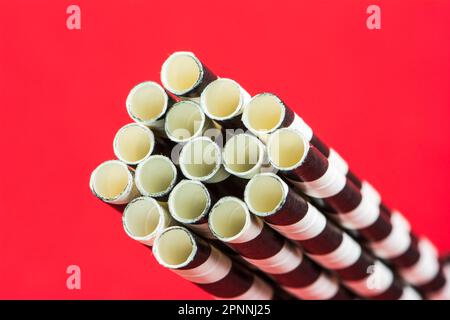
93, 162, 129, 199
204, 79, 241, 118
115, 125, 154, 163
124, 198, 161, 237
164, 54, 201, 93
247, 175, 284, 214
246, 94, 283, 132
223, 135, 260, 173
157, 229, 194, 266
181, 139, 218, 179
129, 83, 166, 121
166, 102, 203, 141
137, 157, 175, 195
210, 200, 247, 239
268, 130, 305, 168
171, 182, 208, 221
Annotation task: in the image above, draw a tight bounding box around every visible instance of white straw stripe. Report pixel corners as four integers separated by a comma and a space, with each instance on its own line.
337, 186, 380, 230
328, 149, 349, 175
268, 203, 326, 241
361, 181, 381, 205
287, 114, 313, 141
174, 246, 232, 284
308, 233, 361, 269
224, 276, 274, 300
345, 261, 394, 297
400, 238, 440, 286
244, 242, 302, 275
399, 286, 422, 300
288, 166, 346, 198
391, 210, 411, 232
370, 214, 411, 259
284, 273, 339, 300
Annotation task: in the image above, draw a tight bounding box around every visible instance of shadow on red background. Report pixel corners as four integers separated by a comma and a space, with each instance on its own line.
0, 0, 449, 299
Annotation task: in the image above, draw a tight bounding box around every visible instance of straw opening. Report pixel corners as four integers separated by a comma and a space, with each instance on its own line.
223, 134, 262, 175
126, 82, 168, 123
154, 227, 196, 268
165, 101, 205, 142
267, 128, 308, 170
161, 52, 202, 95
90, 161, 130, 200
123, 197, 163, 239
202, 79, 242, 119
245, 174, 285, 216
135, 156, 176, 197
179, 138, 221, 181
209, 197, 248, 240
244, 93, 285, 133
114, 124, 155, 165
169, 180, 210, 223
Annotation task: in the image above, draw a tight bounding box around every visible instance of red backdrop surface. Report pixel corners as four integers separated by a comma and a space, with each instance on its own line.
0, 0, 449, 299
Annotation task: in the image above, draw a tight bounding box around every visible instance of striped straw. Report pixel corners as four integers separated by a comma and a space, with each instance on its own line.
208, 196, 353, 300
126, 81, 176, 134
89, 160, 140, 206
266, 128, 446, 298
244, 172, 421, 300
161, 52, 218, 100
153, 226, 284, 300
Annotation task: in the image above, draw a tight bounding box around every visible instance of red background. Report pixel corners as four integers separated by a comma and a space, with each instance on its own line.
0, 0, 449, 299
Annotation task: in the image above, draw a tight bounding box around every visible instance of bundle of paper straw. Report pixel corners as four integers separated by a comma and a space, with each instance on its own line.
89, 51, 450, 300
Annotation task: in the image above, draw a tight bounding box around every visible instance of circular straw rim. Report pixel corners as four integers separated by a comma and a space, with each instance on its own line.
160, 51, 204, 96
113, 123, 156, 166
126, 81, 169, 125
135, 155, 178, 198
164, 100, 207, 143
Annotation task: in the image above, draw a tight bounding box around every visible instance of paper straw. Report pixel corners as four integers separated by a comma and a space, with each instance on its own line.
164, 100, 214, 144
223, 133, 270, 179
153, 226, 281, 300
113, 123, 156, 166
161, 52, 218, 100
89, 160, 140, 205
208, 197, 353, 300
126, 81, 175, 134
244, 173, 421, 300
200, 78, 250, 128
122, 196, 173, 246
168, 179, 213, 239
179, 136, 230, 183
135, 155, 178, 201
266, 128, 444, 297
241, 93, 361, 186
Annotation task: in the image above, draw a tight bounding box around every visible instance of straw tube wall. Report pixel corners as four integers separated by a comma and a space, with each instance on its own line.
168, 179, 214, 239
161, 52, 218, 100
222, 133, 269, 179
266, 128, 446, 298
164, 100, 213, 144
244, 173, 421, 300
123, 196, 173, 246
200, 78, 251, 128
135, 155, 178, 201
89, 160, 140, 205
153, 226, 279, 300
208, 197, 353, 300
126, 81, 175, 134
